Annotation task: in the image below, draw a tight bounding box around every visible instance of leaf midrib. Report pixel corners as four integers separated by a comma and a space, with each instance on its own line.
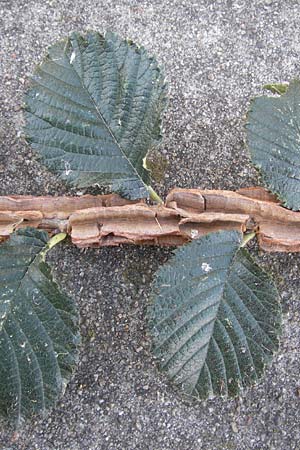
183, 244, 240, 395
64, 37, 149, 194
0, 239, 47, 423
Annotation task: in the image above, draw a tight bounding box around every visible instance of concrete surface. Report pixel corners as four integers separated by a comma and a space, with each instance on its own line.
1, 0, 300, 449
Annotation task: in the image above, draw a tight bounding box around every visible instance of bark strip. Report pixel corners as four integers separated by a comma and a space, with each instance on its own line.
0, 187, 299, 252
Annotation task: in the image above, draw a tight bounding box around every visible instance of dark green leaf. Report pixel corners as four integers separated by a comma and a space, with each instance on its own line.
0, 228, 80, 425
24, 31, 167, 200
148, 231, 281, 400
247, 79, 300, 210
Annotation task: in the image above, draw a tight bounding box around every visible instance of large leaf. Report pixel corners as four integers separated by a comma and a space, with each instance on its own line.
24, 31, 167, 200
148, 231, 281, 399
0, 228, 80, 425
247, 79, 300, 210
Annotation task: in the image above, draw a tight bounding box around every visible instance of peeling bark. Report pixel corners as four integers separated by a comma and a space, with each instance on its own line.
0, 187, 299, 252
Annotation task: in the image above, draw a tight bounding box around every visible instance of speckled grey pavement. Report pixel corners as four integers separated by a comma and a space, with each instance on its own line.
1, 1, 300, 449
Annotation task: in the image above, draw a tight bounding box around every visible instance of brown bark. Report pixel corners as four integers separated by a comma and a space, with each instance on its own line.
0, 187, 299, 252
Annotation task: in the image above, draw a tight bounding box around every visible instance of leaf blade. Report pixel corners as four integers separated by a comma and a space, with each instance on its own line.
246, 79, 300, 210
24, 31, 167, 199
148, 231, 281, 399
0, 228, 80, 425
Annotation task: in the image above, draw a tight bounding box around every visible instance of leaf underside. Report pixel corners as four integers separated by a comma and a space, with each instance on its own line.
148, 231, 281, 400
247, 79, 300, 210
24, 31, 167, 199
0, 228, 80, 425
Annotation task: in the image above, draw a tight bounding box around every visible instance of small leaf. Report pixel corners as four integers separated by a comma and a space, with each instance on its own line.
24, 31, 167, 200
247, 79, 300, 210
148, 231, 281, 400
0, 228, 80, 425
263, 83, 289, 95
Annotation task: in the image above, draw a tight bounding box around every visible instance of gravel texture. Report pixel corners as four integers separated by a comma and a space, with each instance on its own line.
1, 0, 300, 449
